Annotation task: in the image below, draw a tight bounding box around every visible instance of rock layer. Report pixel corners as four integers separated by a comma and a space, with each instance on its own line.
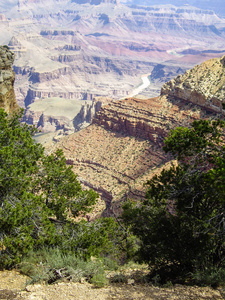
54, 55, 225, 217
161, 55, 225, 113
55, 95, 212, 217
0, 46, 18, 114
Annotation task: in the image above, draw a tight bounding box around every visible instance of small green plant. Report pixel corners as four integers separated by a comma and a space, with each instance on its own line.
18, 248, 107, 285
103, 257, 119, 271
192, 267, 225, 287
90, 273, 108, 288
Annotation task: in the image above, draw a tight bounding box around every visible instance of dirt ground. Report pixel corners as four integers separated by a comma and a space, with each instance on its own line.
0, 270, 225, 300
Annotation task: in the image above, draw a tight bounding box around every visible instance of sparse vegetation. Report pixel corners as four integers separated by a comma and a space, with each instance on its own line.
18, 248, 107, 285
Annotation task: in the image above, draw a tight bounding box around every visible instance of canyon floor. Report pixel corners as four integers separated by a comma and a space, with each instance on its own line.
1, 269, 225, 300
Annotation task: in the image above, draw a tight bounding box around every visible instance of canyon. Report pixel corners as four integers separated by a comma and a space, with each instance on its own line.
0, 44, 225, 300
1, 0, 225, 217
1, 0, 225, 141
54, 55, 225, 218
1, 1, 225, 295
1, 42, 224, 220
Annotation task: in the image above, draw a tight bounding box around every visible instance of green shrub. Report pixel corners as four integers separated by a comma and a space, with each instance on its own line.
123, 119, 225, 284
90, 273, 108, 288
192, 267, 225, 287
0, 109, 132, 269
18, 248, 107, 285
103, 257, 119, 271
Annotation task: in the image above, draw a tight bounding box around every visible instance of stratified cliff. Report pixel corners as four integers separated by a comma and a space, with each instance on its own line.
161, 55, 225, 113
0, 46, 18, 114
54, 55, 224, 218
55, 96, 211, 218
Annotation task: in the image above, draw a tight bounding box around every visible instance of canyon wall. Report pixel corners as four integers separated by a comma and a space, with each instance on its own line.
54, 55, 224, 218
56, 94, 213, 217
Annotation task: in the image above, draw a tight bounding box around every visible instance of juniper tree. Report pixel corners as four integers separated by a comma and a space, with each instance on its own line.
123, 119, 225, 284
0, 109, 99, 268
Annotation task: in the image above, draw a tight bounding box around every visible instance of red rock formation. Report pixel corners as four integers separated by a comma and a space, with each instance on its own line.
55, 94, 211, 217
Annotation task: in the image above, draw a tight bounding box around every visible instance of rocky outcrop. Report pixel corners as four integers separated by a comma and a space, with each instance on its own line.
73, 97, 111, 130
93, 98, 167, 145
92, 96, 202, 145
55, 94, 211, 217
161, 55, 225, 113
29, 66, 71, 83
23, 97, 111, 141
52, 55, 81, 63
62, 45, 81, 51
0, 46, 19, 114
23, 109, 73, 133
24, 88, 104, 107
40, 30, 78, 36
151, 64, 185, 83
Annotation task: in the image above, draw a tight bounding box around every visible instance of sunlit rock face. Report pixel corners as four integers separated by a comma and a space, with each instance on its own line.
161, 55, 225, 113
0, 46, 19, 114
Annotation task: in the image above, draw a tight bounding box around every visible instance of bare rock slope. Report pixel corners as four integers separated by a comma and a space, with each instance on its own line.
161, 55, 225, 113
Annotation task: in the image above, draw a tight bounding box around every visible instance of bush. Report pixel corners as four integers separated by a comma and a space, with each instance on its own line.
18, 248, 107, 285
192, 267, 225, 287
90, 273, 109, 288
0, 108, 113, 268
123, 119, 225, 284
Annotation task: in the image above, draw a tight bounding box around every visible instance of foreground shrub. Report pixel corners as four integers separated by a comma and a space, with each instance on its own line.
0, 109, 128, 268
192, 267, 225, 287
123, 119, 225, 285
18, 248, 107, 285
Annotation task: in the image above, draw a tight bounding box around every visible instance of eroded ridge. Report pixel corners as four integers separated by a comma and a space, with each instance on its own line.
56, 95, 209, 217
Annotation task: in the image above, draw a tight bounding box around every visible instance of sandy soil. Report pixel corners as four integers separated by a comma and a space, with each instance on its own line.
0, 270, 225, 300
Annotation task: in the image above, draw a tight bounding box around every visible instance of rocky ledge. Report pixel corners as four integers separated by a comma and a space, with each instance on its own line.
55, 95, 211, 217
0, 46, 19, 114
161, 55, 225, 113
93, 96, 202, 146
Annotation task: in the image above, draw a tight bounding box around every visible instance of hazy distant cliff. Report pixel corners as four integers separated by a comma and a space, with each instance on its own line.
71, 0, 119, 4
0, 46, 18, 114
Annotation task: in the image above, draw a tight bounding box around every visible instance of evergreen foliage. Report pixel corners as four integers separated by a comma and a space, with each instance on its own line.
123, 119, 225, 285
0, 109, 123, 269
